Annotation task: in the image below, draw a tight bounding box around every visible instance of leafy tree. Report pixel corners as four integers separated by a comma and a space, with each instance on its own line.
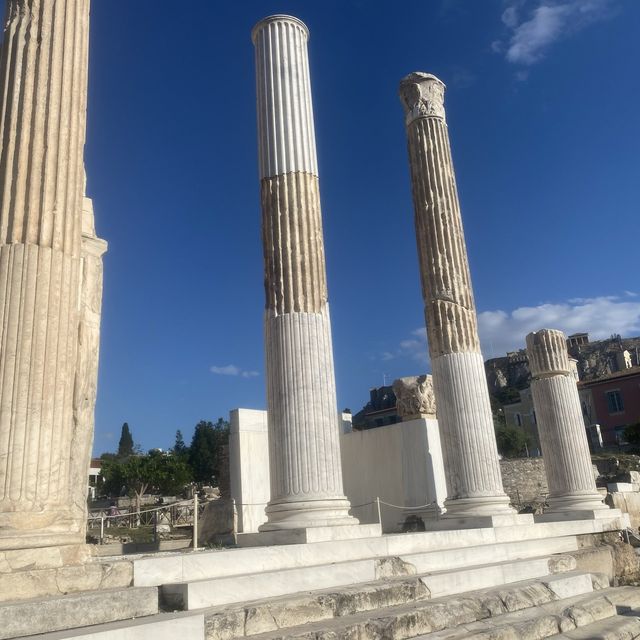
173, 429, 188, 457
188, 419, 230, 485
100, 450, 191, 514
495, 424, 531, 458
117, 422, 134, 458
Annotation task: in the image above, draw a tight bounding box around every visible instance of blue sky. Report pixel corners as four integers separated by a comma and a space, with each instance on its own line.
87, 0, 640, 453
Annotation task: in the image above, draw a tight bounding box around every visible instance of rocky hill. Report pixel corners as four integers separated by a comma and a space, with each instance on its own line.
485, 335, 640, 405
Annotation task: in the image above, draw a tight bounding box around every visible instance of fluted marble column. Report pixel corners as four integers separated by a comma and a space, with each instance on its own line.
399, 73, 513, 518
527, 330, 608, 514
0, 0, 92, 554
252, 15, 356, 530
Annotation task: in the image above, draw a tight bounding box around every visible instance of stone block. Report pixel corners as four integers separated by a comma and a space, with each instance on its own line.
236, 523, 381, 547
0, 586, 158, 639
608, 482, 635, 492
26, 613, 204, 640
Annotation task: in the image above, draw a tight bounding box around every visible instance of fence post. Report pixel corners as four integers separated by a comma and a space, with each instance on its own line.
193, 492, 199, 550
376, 496, 382, 530
100, 517, 104, 544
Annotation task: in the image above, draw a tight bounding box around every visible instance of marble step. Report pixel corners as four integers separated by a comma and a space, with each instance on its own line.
13, 612, 204, 640
0, 586, 158, 640
163, 551, 577, 611
548, 614, 640, 639
134, 520, 621, 588
236, 572, 598, 640
400, 535, 580, 574
201, 571, 599, 640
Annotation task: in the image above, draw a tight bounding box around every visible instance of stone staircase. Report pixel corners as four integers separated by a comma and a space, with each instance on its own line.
4, 519, 640, 639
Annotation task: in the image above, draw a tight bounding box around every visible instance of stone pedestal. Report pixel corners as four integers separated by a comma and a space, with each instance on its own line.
252, 15, 358, 533
399, 73, 512, 519
0, 0, 101, 562
526, 329, 609, 521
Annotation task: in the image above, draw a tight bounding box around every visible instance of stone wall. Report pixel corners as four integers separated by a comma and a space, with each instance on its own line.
499, 458, 549, 506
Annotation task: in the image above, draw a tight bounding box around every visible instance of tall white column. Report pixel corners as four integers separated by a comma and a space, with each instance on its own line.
399, 73, 513, 518
527, 330, 608, 515
252, 15, 356, 530
0, 0, 94, 557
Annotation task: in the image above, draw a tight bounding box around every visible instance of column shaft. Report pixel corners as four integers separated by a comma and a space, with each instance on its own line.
527, 330, 606, 513
0, 0, 92, 551
253, 15, 355, 530
399, 73, 512, 517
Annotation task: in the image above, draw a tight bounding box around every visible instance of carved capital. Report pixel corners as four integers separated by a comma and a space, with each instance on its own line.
399, 72, 446, 125
392, 374, 436, 420
526, 329, 571, 378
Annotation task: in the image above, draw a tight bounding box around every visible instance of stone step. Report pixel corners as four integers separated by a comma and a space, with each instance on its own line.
0, 586, 159, 640
201, 572, 597, 640
236, 573, 598, 640
422, 589, 618, 638
13, 612, 204, 640
162, 550, 576, 611
548, 614, 640, 639
400, 535, 580, 574
134, 516, 629, 588
0, 559, 134, 604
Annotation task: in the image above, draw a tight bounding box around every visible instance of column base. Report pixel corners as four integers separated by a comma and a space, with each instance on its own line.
442, 495, 515, 519
237, 523, 382, 547
259, 497, 358, 531
543, 493, 609, 515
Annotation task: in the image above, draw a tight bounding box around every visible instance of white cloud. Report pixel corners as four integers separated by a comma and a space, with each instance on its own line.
383, 294, 640, 364
210, 364, 259, 378
478, 294, 640, 358
494, 0, 616, 66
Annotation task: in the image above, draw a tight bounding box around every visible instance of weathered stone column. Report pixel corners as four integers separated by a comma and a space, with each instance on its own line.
252, 16, 356, 531
399, 73, 513, 519
70, 197, 107, 529
527, 329, 608, 515
0, 0, 93, 559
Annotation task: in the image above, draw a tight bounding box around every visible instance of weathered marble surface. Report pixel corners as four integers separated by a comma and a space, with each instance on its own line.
393, 375, 436, 420
253, 15, 355, 530
527, 329, 608, 515
399, 72, 512, 518
0, 0, 99, 555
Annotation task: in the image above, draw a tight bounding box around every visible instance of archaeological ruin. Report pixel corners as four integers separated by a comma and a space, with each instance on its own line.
1, 5, 639, 640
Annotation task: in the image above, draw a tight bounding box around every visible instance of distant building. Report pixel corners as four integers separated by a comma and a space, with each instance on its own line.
351, 385, 399, 430
88, 458, 102, 499
579, 366, 640, 446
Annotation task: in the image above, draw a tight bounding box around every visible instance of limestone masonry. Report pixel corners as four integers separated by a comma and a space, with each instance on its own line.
399, 72, 512, 519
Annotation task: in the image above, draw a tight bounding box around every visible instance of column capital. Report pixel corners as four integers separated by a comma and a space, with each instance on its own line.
399, 72, 446, 126
526, 329, 571, 378
252, 15, 309, 44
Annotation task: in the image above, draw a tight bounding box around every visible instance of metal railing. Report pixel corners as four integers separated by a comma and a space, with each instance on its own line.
87, 494, 204, 548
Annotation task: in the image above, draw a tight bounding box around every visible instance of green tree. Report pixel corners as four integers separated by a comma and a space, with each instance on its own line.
495, 424, 531, 458
173, 429, 188, 457
100, 450, 191, 514
188, 419, 230, 485
117, 422, 134, 458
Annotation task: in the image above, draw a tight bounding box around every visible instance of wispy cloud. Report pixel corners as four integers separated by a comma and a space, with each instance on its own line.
494, 0, 618, 67
381, 293, 640, 364
210, 364, 259, 378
